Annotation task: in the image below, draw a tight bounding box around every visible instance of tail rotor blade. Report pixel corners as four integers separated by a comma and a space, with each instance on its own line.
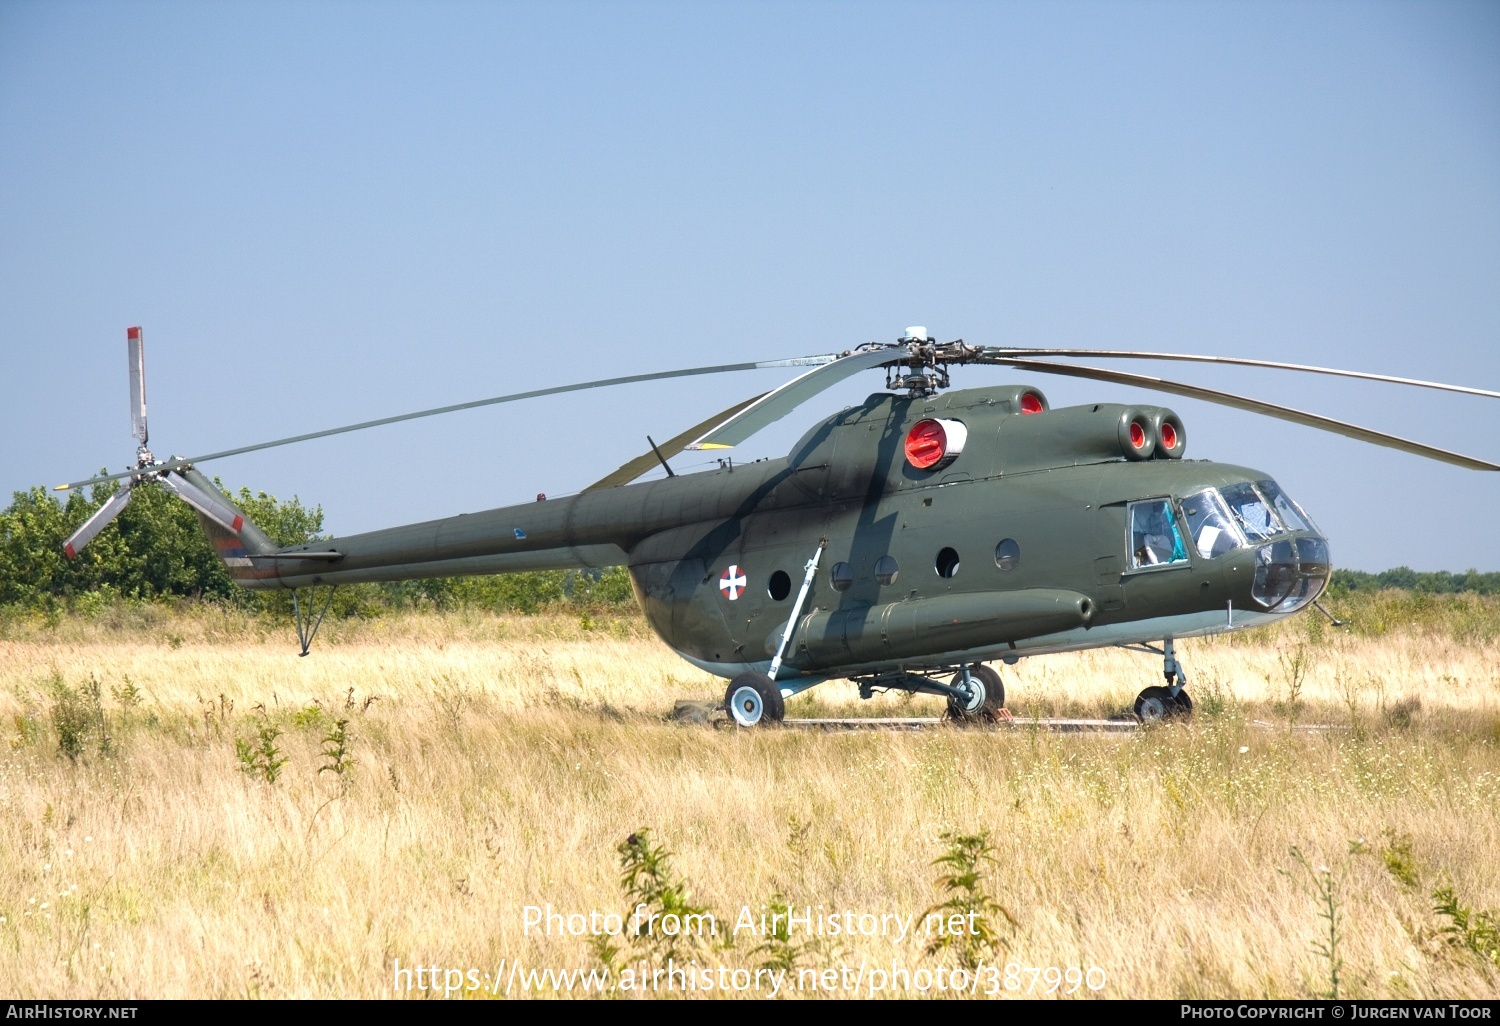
156, 472, 245, 533
63, 487, 133, 559
128, 326, 148, 445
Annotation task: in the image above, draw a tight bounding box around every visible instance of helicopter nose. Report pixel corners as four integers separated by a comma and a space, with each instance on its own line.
1250, 534, 1331, 612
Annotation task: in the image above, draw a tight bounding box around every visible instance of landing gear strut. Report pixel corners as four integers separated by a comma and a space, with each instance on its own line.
1134, 636, 1193, 723
728, 539, 824, 728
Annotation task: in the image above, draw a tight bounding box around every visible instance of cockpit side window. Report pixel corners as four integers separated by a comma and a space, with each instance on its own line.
1182, 489, 1244, 558
1219, 482, 1282, 542
1128, 498, 1189, 570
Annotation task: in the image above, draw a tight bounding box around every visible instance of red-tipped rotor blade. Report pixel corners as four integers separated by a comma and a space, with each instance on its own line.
128, 326, 148, 445
156, 472, 244, 533
63, 487, 133, 559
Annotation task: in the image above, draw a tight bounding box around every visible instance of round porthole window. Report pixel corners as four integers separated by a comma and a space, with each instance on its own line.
829, 562, 854, 591
768, 570, 792, 600
995, 538, 1020, 570
874, 555, 900, 586
935, 547, 960, 579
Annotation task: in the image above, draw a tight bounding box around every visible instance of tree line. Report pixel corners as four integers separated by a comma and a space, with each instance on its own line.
1328, 567, 1500, 596
0, 480, 632, 614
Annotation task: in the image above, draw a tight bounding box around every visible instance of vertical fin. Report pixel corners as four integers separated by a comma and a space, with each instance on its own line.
177, 466, 281, 581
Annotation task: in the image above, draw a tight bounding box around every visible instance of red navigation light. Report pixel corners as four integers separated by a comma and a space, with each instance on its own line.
1129, 421, 1147, 450
1160, 421, 1178, 450
1020, 392, 1044, 415
905, 419, 948, 469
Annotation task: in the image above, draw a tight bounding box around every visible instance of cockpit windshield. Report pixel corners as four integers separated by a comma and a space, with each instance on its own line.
1219, 482, 1282, 542
1256, 478, 1316, 534
1182, 489, 1244, 558
1180, 479, 1315, 558
1162, 479, 1329, 612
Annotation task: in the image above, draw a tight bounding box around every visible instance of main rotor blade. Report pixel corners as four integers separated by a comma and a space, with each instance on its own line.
156, 472, 246, 532
584, 391, 770, 492
973, 353, 1500, 471
686, 347, 899, 450
987, 347, 1500, 400
63, 487, 132, 559
55, 355, 838, 491
128, 326, 148, 444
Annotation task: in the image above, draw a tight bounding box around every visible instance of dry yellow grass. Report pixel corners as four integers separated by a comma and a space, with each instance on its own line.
1, 605, 1498, 999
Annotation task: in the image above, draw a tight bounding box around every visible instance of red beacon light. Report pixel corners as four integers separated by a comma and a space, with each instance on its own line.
904, 418, 968, 470
1020, 392, 1044, 415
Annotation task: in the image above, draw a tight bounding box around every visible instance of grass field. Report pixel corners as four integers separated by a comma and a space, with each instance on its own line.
1, 596, 1498, 999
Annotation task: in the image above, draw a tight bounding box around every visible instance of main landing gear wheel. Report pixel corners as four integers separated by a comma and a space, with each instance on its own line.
946, 664, 1006, 723
725, 672, 785, 728
1134, 685, 1192, 724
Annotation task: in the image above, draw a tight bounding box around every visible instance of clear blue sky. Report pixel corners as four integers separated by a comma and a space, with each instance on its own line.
2, 1, 1497, 572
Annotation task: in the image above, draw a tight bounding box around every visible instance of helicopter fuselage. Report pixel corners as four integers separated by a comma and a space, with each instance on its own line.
252, 384, 1330, 683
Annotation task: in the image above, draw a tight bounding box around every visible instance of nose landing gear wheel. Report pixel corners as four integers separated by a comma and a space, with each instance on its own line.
1134, 685, 1192, 723
725, 672, 785, 727
946, 664, 1006, 723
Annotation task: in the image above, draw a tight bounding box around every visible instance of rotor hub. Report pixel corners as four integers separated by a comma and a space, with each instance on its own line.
879, 332, 968, 397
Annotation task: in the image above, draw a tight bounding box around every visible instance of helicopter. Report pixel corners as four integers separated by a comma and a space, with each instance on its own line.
56, 327, 1500, 726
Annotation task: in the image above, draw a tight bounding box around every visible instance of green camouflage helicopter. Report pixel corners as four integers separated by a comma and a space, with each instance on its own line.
58, 327, 1499, 726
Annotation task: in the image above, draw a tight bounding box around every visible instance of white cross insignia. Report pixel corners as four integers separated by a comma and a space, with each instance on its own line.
718, 565, 747, 600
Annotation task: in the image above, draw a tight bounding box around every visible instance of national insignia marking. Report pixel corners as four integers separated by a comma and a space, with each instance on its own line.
718, 565, 747, 600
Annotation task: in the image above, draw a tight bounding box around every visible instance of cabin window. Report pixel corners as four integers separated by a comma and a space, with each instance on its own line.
1128, 499, 1189, 570
995, 538, 1020, 570
874, 555, 900, 586
935, 547, 960, 579
829, 562, 854, 591
767, 570, 792, 601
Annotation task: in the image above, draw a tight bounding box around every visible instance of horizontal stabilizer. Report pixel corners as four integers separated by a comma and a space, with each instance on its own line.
244, 551, 344, 561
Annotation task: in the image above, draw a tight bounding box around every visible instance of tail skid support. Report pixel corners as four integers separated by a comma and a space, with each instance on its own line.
293, 587, 336, 657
